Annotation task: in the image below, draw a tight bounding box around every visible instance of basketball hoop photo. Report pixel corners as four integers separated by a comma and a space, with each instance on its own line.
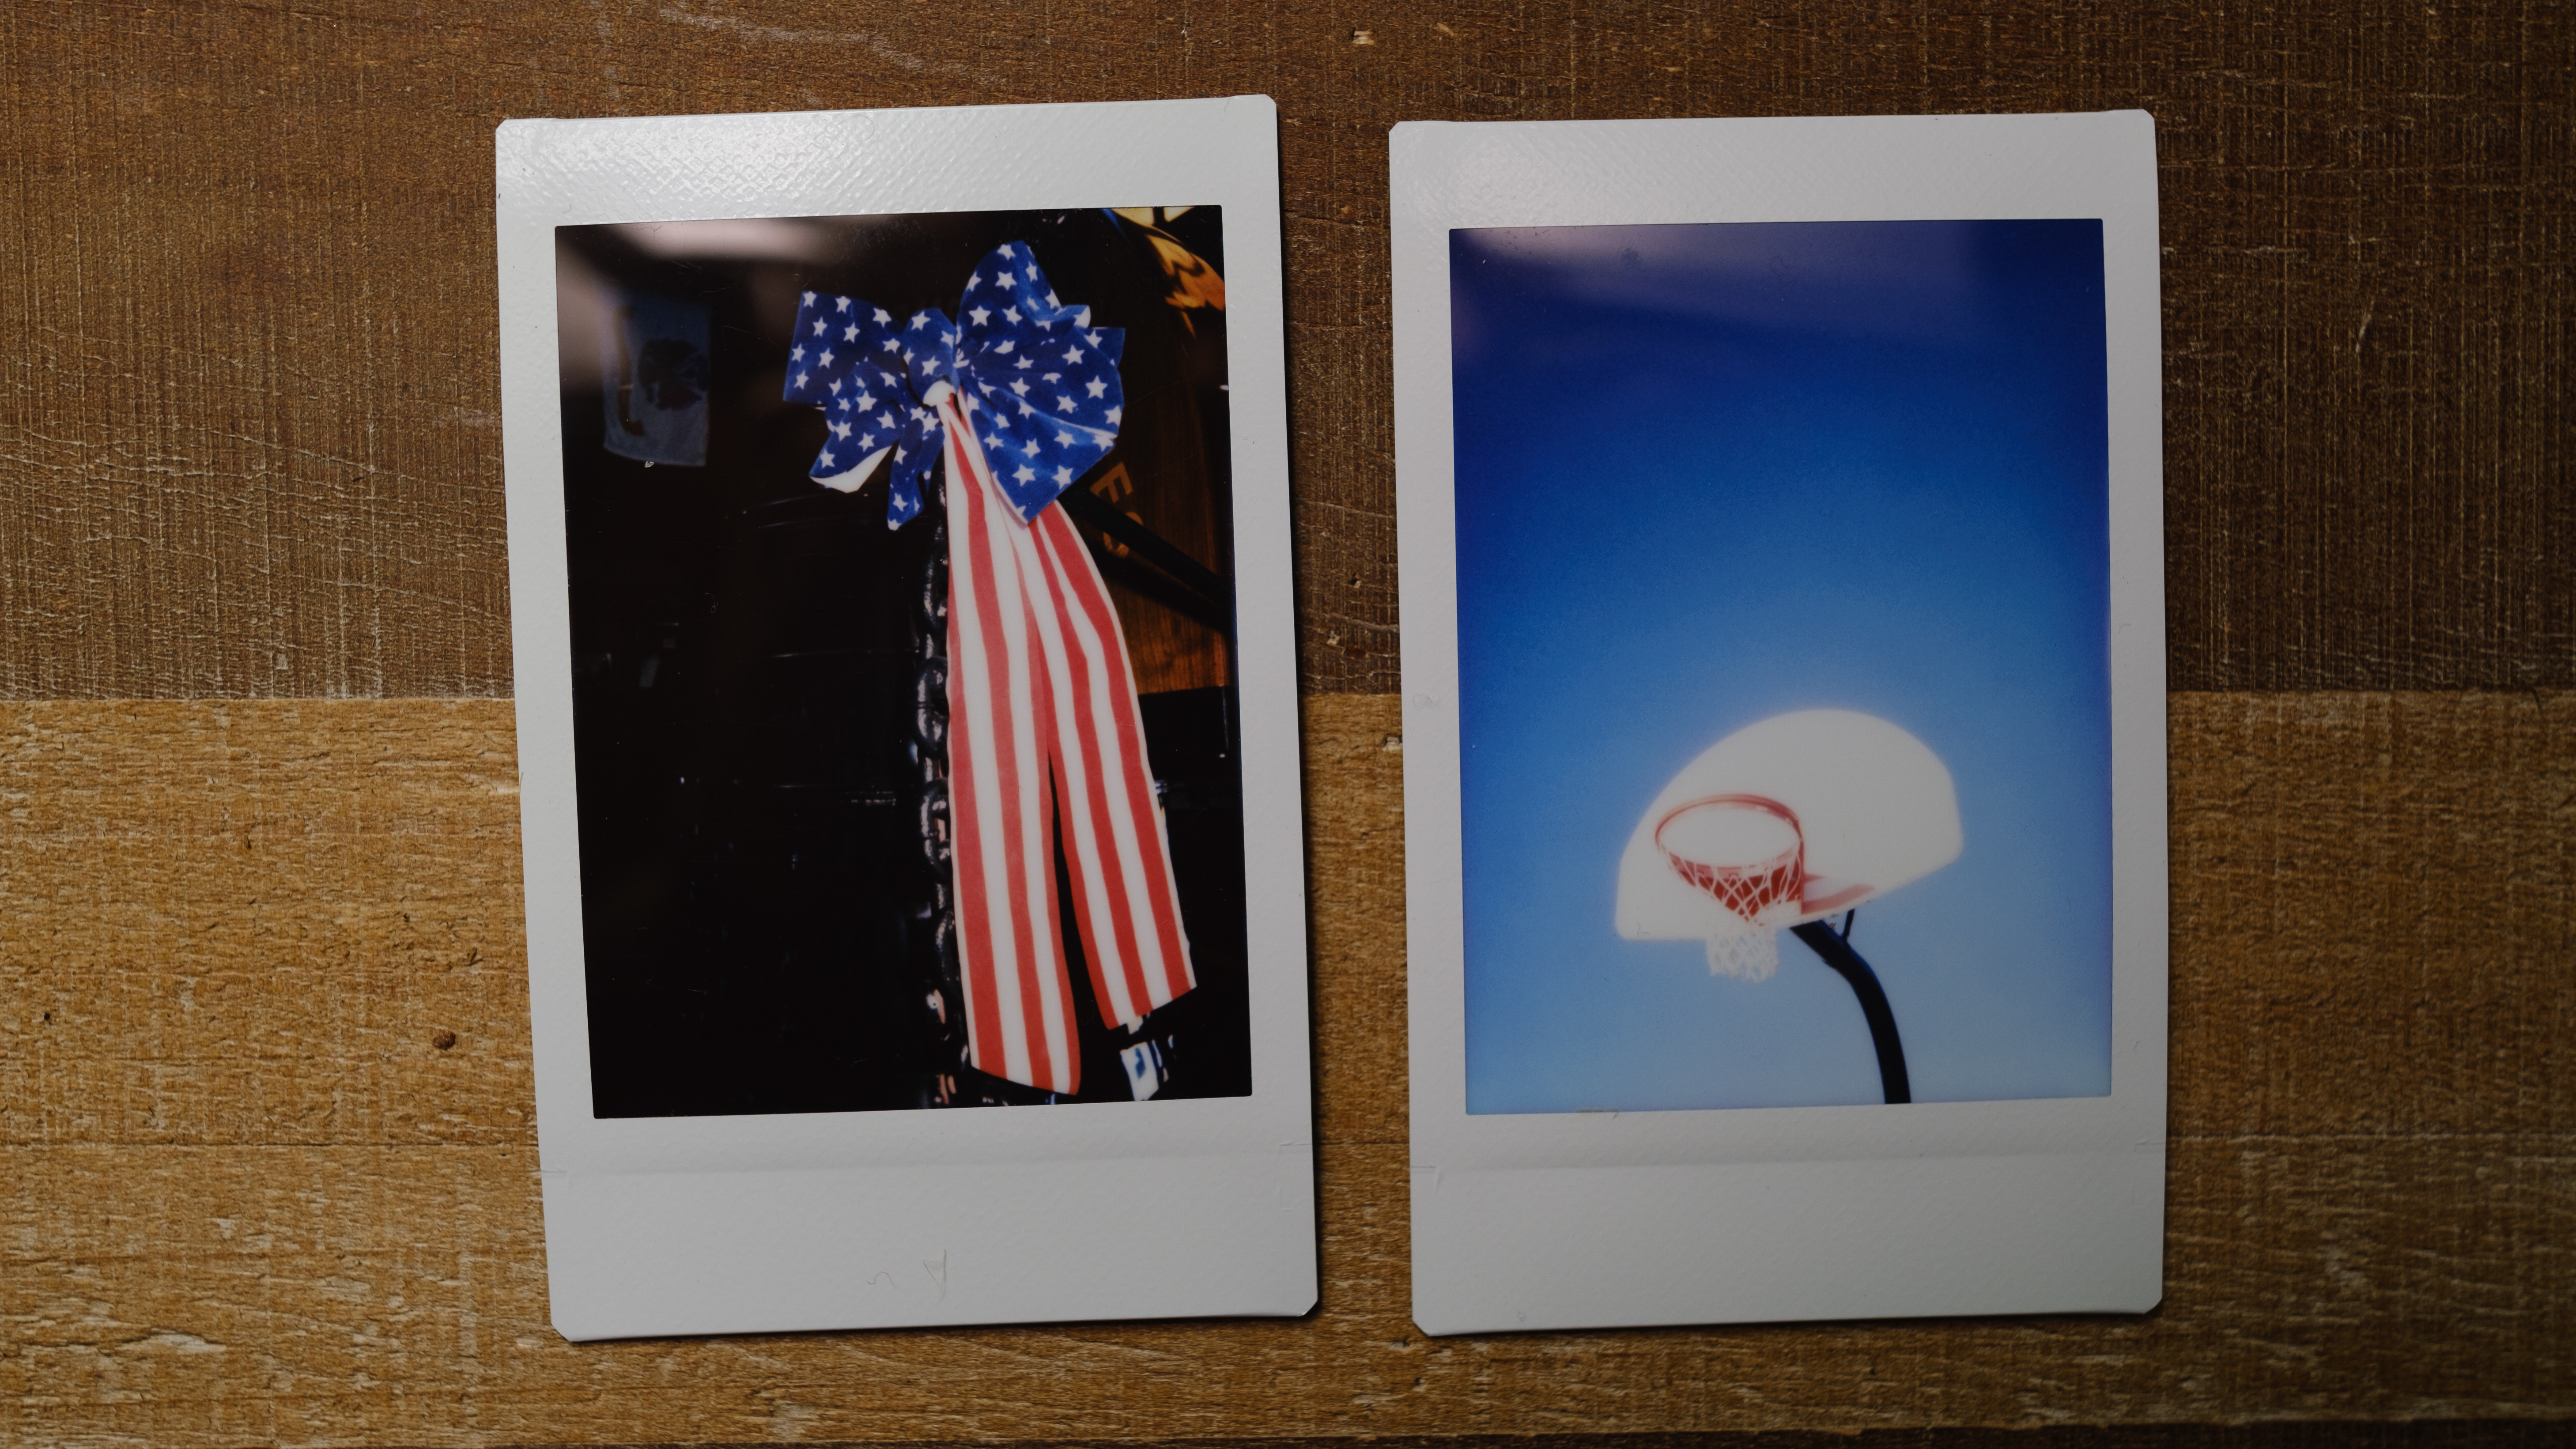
1448, 213, 2117, 1117
1397, 111, 2166, 1335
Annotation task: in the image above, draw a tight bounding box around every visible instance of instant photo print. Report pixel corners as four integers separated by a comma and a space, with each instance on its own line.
1393, 112, 2167, 1333
496, 98, 1313, 1339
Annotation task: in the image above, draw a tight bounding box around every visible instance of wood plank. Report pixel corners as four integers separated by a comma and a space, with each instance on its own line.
0, 701, 532, 1147
0, 2, 2568, 698
1303, 694, 1412, 1147
2168, 691, 2575, 1136
2, 692, 2572, 1439
3, 1133, 2567, 1443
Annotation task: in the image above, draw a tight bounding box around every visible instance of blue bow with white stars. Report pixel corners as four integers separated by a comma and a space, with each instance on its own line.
781, 242, 1127, 528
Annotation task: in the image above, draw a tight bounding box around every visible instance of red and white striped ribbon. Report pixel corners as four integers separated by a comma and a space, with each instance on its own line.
936, 389, 1197, 1095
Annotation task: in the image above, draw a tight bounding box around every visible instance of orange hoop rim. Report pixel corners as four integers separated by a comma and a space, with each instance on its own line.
1654, 793, 1802, 864
1654, 793, 1807, 923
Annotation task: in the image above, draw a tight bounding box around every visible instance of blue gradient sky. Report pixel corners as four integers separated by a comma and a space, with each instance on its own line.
1452, 219, 2111, 1114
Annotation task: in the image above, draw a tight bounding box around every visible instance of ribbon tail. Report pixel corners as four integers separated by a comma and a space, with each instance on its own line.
1027, 499, 1198, 1027
938, 394, 1197, 1096
942, 400, 1081, 1095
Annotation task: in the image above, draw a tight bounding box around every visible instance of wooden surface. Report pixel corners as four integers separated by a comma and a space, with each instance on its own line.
0, 0, 2568, 698
3, 694, 2571, 1445
2, 0, 2571, 1443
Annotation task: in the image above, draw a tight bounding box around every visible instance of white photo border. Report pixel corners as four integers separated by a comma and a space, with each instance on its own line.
1391, 111, 2167, 1335
496, 96, 1314, 1340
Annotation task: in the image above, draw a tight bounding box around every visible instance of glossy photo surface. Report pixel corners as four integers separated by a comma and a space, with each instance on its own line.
555, 208, 1247, 1117
1451, 219, 2113, 1114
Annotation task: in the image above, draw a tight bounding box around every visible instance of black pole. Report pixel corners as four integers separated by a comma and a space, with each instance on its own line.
1787, 921, 1911, 1105
1054, 484, 1234, 629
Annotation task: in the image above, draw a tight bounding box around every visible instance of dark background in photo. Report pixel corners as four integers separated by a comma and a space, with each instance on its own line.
554, 207, 1247, 1117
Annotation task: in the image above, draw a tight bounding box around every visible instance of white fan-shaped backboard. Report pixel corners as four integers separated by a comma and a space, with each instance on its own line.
1616, 710, 1962, 953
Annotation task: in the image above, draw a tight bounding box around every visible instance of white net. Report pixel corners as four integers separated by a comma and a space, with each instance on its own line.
1659, 798, 1804, 916
1659, 795, 1804, 983
1704, 929, 1780, 981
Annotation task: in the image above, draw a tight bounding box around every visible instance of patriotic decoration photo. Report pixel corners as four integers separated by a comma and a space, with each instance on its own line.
779, 244, 1193, 1098
503, 98, 1314, 1341
548, 205, 1248, 1115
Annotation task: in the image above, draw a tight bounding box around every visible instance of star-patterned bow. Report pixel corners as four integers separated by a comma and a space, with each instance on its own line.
782, 242, 1127, 528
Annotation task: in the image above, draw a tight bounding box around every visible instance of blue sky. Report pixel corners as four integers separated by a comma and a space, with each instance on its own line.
1451, 219, 2112, 1113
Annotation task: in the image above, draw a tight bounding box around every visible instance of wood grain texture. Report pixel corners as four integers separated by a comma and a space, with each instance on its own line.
710, 1433, 2576, 1449
4, 1136, 2570, 1445
2168, 691, 2574, 1136
4, 6, 2571, 1437
616, 1432, 2576, 1449
1, 1, 2568, 698
0, 700, 528, 1149
4, 693, 2571, 1445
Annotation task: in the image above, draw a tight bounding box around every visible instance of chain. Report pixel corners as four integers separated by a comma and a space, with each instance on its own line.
911, 511, 970, 1102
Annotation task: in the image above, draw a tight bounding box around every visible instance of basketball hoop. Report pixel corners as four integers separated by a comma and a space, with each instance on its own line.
1617, 711, 1961, 1102
1654, 794, 1804, 979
